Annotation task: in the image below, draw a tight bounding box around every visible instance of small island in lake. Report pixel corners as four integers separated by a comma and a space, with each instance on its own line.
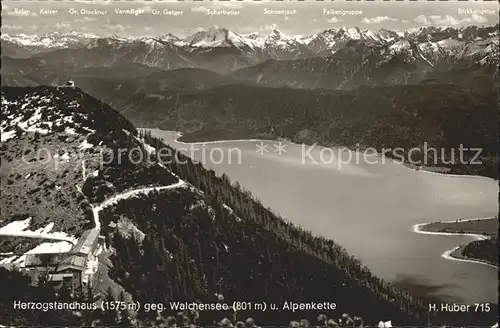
418, 218, 498, 267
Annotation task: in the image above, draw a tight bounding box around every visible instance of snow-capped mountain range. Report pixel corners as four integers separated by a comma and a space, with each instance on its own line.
1, 25, 497, 78
3, 25, 497, 56
1, 31, 101, 49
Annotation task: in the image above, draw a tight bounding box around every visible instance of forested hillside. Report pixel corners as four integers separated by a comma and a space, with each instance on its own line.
0, 86, 438, 327
80, 128, 432, 326
107, 82, 498, 178
1, 87, 497, 327
2, 25, 497, 179
462, 238, 499, 267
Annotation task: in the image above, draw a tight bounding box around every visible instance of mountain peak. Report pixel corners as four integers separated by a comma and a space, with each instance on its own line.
337, 27, 362, 39
247, 32, 260, 38
1, 86, 135, 143
185, 27, 232, 47
157, 33, 180, 40
268, 29, 285, 39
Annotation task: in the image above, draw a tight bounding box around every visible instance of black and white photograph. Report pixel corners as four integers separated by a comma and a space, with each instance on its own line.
0, 0, 498, 327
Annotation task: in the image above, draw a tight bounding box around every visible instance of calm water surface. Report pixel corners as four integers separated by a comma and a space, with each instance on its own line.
145, 129, 498, 304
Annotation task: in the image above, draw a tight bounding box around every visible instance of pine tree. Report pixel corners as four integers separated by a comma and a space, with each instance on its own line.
99, 287, 118, 326
118, 291, 133, 327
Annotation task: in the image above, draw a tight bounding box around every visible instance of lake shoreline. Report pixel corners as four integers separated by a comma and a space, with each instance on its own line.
146, 128, 499, 268
143, 128, 499, 303
412, 218, 498, 269
141, 128, 496, 182
444, 245, 498, 269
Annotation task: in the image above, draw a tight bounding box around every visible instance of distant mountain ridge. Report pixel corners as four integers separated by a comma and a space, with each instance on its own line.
3, 25, 496, 51
1, 25, 497, 178
2, 25, 497, 74
101, 81, 498, 178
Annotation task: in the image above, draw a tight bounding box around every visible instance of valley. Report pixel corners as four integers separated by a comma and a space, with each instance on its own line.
3, 25, 497, 178
1, 4, 499, 326
0, 86, 433, 327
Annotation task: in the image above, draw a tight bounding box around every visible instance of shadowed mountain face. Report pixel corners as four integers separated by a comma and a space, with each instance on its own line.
5, 61, 494, 178
2, 25, 497, 179
2, 25, 497, 92
71, 79, 497, 178
228, 24, 498, 90
1, 21, 499, 327
1, 40, 39, 59
230, 39, 498, 91
1, 86, 436, 326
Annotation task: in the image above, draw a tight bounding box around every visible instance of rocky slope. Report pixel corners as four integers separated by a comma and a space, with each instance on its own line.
231, 25, 498, 89
1, 86, 440, 327
0, 85, 177, 259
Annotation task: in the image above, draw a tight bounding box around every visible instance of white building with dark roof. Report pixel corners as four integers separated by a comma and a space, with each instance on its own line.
23, 228, 105, 292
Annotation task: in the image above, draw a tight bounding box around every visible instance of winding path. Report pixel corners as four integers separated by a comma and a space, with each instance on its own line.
91, 180, 187, 230
0, 176, 186, 254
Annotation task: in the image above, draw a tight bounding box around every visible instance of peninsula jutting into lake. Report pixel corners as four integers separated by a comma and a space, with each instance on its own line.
414, 218, 499, 267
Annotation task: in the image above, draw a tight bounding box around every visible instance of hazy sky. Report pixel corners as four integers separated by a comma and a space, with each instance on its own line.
2, 0, 498, 37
